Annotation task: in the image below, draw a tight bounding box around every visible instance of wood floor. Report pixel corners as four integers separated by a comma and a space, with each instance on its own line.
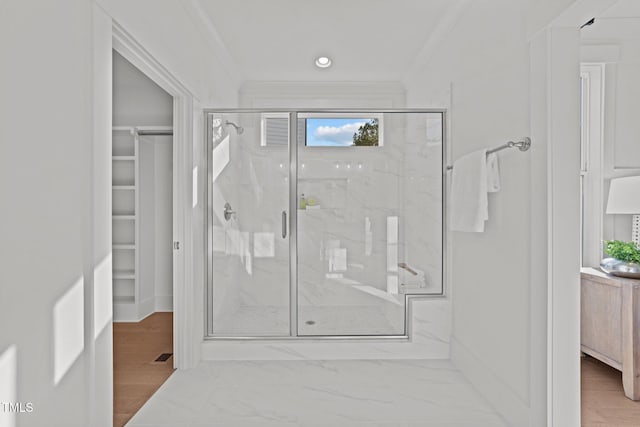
582, 355, 640, 426
114, 312, 174, 427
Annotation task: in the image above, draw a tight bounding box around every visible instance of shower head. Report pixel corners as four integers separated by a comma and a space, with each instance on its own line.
225, 120, 244, 135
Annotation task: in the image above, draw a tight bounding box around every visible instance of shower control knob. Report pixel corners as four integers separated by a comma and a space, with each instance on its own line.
223, 202, 236, 221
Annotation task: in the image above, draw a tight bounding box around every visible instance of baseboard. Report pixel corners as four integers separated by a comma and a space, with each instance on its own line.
155, 295, 173, 312
450, 337, 528, 427
113, 301, 138, 322
138, 296, 155, 321
112, 296, 173, 322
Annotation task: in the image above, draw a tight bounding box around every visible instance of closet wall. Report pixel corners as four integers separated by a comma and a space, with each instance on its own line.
113, 51, 173, 321
113, 51, 173, 126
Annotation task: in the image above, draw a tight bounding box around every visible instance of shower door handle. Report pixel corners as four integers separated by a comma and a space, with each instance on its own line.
282, 211, 287, 239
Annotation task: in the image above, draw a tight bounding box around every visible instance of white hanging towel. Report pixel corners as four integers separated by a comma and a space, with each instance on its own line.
450, 149, 501, 232
486, 152, 501, 193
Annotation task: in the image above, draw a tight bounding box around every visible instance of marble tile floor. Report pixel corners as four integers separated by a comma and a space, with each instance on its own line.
126, 359, 506, 427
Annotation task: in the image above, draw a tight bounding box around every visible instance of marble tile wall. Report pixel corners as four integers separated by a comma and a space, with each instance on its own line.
207, 112, 445, 340
401, 113, 444, 294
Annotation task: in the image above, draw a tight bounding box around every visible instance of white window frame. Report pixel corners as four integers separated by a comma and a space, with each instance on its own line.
260, 112, 385, 148
580, 63, 605, 267
299, 112, 384, 147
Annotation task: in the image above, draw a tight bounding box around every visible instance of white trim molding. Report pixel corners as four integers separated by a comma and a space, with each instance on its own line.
530, 26, 582, 427
580, 63, 605, 268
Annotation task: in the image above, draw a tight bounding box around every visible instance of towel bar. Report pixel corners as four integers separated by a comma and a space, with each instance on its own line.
446, 137, 531, 170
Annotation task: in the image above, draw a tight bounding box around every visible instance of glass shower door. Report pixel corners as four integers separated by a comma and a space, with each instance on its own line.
205, 110, 444, 338
206, 112, 291, 336
296, 112, 443, 336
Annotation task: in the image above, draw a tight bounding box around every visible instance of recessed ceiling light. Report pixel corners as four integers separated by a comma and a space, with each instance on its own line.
315, 56, 332, 68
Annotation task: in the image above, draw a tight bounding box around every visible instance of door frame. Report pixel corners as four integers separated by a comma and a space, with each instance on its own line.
531, 1, 619, 425
112, 22, 196, 369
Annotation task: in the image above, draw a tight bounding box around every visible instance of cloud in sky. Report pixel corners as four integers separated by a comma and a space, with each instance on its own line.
314, 122, 365, 146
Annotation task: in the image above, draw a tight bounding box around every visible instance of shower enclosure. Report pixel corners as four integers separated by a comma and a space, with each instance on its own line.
205, 110, 444, 338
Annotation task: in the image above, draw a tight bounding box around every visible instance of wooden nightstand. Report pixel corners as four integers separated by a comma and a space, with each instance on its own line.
581, 267, 640, 400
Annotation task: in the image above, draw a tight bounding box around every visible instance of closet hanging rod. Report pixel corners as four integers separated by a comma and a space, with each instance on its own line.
112, 126, 173, 136
446, 137, 531, 171
136, 130, 173, 136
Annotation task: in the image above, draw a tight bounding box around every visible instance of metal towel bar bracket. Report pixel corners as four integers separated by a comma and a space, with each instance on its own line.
446, 137, 531, 171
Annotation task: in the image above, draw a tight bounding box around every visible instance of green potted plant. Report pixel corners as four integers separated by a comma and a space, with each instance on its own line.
600, 240, 640, 278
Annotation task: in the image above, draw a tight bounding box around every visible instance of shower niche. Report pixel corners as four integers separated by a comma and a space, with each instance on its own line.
205, 110, 444, 338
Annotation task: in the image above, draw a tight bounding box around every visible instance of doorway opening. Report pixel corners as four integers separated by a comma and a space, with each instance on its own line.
579, 3, 640, 424
111, 50, 175, 427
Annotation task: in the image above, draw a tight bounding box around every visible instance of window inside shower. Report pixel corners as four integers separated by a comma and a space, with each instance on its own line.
205, 110, 444, 338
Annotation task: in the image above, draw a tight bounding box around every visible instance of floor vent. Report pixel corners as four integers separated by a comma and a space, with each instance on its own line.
154, 353, 173, 362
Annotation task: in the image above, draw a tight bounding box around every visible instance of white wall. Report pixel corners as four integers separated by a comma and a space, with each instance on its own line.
602, 51, 640, 242
405, 1, 544, 425
139, 140, 157, 315
609, 62, 640, 169
526, 0, 577, 36
113, 51, 173, 126
154, 140, 174, 310
136, 137, 174, 315
0, 1, 112, 426
0, 0, 240, 424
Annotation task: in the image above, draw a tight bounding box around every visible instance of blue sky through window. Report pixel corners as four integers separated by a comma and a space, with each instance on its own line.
306, 118, 370, 146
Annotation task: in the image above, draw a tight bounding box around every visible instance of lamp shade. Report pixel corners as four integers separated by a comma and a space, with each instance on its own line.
606, 176, 640, 214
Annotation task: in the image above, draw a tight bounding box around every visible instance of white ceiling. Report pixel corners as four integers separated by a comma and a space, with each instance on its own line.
582, 0, 640, 41
196, 0, 455, 82
598, 0, 640, 18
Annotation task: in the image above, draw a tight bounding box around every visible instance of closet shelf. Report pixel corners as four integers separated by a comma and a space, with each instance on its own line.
113, 215, 135, 220
299, 177, 349, 182
113, 244, 135, 250
112, 125, 140, 322
113, 270, 135, 279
